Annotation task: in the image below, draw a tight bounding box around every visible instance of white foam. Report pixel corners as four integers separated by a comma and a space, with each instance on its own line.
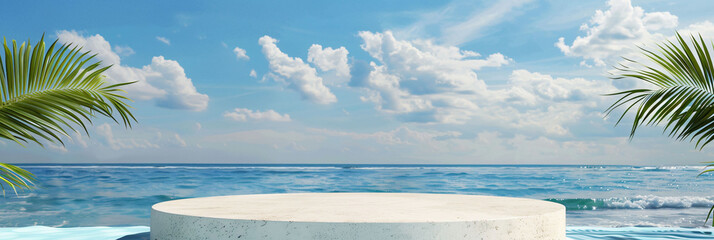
0, 226, 149, 240
605, 195, 714, 209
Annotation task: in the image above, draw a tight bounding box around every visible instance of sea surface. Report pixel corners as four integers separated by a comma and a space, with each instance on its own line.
1, 164, 714, 239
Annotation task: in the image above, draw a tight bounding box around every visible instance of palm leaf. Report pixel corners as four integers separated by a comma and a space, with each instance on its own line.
0, 34, 136, 194
605, 32, 714, 226
605, 33, 714, 149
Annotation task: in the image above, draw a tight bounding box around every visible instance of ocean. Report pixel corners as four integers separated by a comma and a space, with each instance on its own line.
1, 164, 714, 239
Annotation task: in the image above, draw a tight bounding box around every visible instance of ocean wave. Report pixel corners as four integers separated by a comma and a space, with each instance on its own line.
631, 166, 705, 171
547, 195, 714, 210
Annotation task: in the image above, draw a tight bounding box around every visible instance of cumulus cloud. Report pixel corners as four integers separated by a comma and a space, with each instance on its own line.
249, 69, 257, 78
57, 30, 209, 111
506, 70, 614, 105
679, 21, 714, 39
354, 31, 510, 124
500, 70, 617, 135
555, 0, 678, 66
233, 46, 249, 60
144, 56, 210, 111
156, 36, 170, 45
224, 108, 292, 122
259, 35, 337, 104
57, 31, 122, 65
352, 31, 619, 135
307, 44, 350, 78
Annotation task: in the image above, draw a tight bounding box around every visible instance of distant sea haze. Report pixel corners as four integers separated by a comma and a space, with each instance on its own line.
2, 164, 713, 228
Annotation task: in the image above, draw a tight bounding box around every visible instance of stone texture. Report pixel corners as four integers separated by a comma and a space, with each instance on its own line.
151, 193, 565, 240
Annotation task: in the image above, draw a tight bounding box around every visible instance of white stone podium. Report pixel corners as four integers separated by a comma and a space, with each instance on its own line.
151, 193, 565, 240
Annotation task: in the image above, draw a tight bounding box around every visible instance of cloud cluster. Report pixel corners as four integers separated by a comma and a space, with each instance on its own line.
555, 0, 678, 67
307, 44, 350, 78
505, 70, 614, 106
259, 36, 338, 104
353, 31, 510, 124
224, 108, 292, 122
57, 30, 209, 111
499, 70, 617, 135
348, 31, 618, 135
678, 21, 714, 41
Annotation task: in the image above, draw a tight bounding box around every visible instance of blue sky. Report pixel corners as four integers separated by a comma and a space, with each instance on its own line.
4, 0, 714, 165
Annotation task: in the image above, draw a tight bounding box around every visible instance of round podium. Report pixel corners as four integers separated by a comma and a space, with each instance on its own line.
151, 193, 565, 240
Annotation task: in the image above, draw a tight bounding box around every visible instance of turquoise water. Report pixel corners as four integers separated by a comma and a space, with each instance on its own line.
2, 164, 714, 239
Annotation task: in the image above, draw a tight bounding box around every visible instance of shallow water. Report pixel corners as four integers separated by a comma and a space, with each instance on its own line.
2, 164, 714, 229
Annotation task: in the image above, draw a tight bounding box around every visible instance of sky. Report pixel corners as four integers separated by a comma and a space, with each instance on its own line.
3, 0, 714, 165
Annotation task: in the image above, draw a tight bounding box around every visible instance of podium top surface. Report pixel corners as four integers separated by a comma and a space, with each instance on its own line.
152, 193, 564, 223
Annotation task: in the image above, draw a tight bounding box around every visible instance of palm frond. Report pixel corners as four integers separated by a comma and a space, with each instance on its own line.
0, 163, 36, 195
697, 161, 714, 177
605, 32, 714, 150
605, 32, 714, 225
0, 34, 136, 194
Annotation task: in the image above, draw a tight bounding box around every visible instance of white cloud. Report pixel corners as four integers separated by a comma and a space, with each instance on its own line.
72, 132, 88, 148
506, 69, 614, 105
95, 123, 159, 150
233, 46, 249, 60
57, 30, 209, 111
679, 21, 714, 39
500, 70, 617, 135
259, 35, 337, 104
113, 45, 135, 56
224, 108, 292, 122
144, 56, 210, 111
156, 36, 170, 45
57, 31, 121, 65
249, 69, 257, 78
642, 12, 678, 31
307, 44, 350, 78
95, 124, 117, 150
353, 31, 619, 135
48, 144, 68, 153
195, 122, 202, 131
354, 31, 510, 124
555, 0, 678, 66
